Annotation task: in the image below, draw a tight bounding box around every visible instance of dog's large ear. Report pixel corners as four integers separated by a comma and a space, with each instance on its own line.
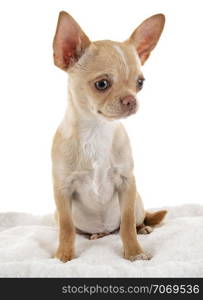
128, 14, 165, 65
53, 11, 91, 71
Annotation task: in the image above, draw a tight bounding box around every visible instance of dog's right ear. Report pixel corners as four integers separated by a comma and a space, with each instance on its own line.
53, 11, 91, 71
128, 14, 165, 65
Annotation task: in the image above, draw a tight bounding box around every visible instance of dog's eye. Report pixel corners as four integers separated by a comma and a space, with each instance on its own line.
95, 79, 110, 91
137, 78, 145, 90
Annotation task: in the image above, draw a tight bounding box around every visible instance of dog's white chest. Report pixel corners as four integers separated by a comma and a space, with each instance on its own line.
71, 119, 121, 233
79, 119, 114, 161
80, 120, 114, 196
79, 119, 115, 199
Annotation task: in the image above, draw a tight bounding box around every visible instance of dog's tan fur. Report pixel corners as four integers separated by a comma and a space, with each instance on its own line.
52, 11, 166, 262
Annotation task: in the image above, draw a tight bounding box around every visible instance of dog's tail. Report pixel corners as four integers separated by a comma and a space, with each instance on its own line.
144, 210, 167, 226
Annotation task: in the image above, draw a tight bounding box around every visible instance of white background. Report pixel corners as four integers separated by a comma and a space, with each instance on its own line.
0, 0, 202, 214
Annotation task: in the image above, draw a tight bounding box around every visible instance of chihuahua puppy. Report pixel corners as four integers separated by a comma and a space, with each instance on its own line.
52, 11, 167, 262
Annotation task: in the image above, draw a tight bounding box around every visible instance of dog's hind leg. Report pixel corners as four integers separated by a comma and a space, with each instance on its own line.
135, 192, 167, 234
137, 223, 153, 234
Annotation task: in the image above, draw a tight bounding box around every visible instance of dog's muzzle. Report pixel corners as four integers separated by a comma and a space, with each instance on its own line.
120, 95, 137, 115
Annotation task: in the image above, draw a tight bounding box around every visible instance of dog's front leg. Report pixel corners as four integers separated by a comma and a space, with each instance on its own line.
119, 175, 149, 261
54, 186, 75, 262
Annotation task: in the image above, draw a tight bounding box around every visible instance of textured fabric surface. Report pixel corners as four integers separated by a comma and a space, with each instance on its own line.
0, 204, 203, 277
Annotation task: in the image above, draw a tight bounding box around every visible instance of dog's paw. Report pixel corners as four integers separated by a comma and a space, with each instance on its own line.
90, 232, 110, 240
124, 250, 151, 261
55, 247, 75, 263
137, 225, 153, 235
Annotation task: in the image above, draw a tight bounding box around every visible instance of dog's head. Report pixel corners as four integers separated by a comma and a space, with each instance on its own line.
53, 11, 165, 120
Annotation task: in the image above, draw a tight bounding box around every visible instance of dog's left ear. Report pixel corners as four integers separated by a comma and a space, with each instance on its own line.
53, 11, 91, 71
128, 14, 165, 65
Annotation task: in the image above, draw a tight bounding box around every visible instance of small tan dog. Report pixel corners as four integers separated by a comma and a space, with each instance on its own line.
52, 11, 167, 262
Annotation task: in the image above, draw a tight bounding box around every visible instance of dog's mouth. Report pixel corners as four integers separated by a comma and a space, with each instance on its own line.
97, 107, 137, 120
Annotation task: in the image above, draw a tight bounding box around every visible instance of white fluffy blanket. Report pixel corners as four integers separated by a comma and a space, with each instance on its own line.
0, 204, 203, 277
